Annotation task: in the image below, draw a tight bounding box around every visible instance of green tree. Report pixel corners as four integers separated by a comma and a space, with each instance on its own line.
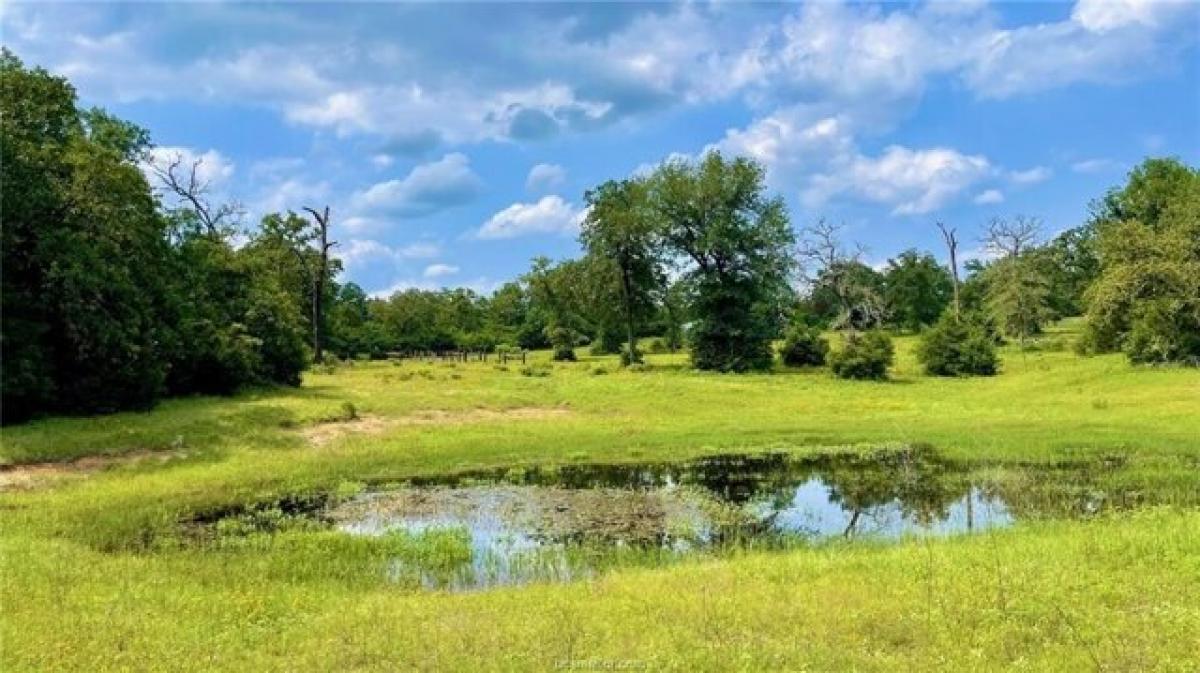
797, 220, 887, 330
882, 249, 952, 331
649, 152, 795, 372
1, 51, 177, 419
1082, 158, 1200, 364
982, 216, 1052, 346
580, 179, 663, 365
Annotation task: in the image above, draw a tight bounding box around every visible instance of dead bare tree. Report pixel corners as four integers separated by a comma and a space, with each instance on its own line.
983, 215, 1041, 260
797, 219, 885, 330
300, 206, 336, 363
936, 222, 961, 321
147, 151, 243, 236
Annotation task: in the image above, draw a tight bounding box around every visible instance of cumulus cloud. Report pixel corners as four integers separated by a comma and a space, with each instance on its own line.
974, 189, 1005, 205
711, 108, 992, 215
352, 153, 482, 217
1071, 0, 1190, 33
335, 239, 442, 271
804, 146, 992, 215
251, 177, 332, 219
1009, 166, 1053, 185
423, 263, 459, 278
526, 163, 567, 192
8, 1, 1195, 147
475, 196, 588, 240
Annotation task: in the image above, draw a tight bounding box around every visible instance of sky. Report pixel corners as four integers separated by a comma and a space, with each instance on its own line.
3, 1, 1198, 297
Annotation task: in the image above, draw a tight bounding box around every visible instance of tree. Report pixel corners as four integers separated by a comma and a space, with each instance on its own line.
882, 249, 952, 331
798, 220, 887, 330
1, 51, 177, 419
936, 222, 962, 320
301, 206, 337, 362
1082, 158, 1200, 364
146, 150, 243, 237
982, 216, 1051, 346
649, 152, 795, 372
580, 179, 663, 365
1042, 225, 1099, 317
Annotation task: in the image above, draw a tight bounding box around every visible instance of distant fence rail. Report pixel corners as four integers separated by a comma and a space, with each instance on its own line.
389, 350, 528, 364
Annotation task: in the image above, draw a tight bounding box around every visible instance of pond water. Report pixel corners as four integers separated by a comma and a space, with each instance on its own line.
319, 449, 1122, 590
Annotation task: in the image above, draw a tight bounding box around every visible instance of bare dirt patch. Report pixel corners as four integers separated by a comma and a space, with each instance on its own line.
0, 449, 190, 492
301, 407, 572, 447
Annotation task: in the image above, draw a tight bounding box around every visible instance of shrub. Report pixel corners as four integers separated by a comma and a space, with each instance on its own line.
548, 327, 577, 362
619, 346, 644, 367
644, 338, 667, 354
519, 364, 552, 377
830, 331, 894, 380
1124, 298, 1200, 366
779, 324, 829, 367
916, 314, 998, 377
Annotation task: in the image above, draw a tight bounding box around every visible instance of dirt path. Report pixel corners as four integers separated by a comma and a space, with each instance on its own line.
0, 449, 189, 492
301, 407, 573, 446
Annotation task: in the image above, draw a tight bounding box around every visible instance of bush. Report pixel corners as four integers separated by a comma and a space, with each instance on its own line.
519, 364, 552, 378
779, 324, 829, 367
644, 338, 669, 354
548, 327, 577, 362
1124, 298, 1200, 366
619, 346, 644, 366
830, 331, 895, 380
916, 314, 998, 377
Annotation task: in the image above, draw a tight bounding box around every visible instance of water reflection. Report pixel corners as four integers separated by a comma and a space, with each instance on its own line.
329, 448, 1026, 589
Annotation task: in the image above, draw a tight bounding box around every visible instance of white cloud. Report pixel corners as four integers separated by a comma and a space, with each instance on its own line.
423, 263, 459, 278
352, 153, 482, 217
632, 152, 695, 178
526, 163, 567, 192
397, 242, 441, 259
973, 189, 1004, 205
712, 111, 855, 189
1009, 166, 1053, 185
804, 145, 992, 215
1072, 0, 1189, 33
335, 239, 441, 271
251, 177, 332, 219
8, 1, 1194, 149
1071, 158, 1119, 173
475, 196, 588, 240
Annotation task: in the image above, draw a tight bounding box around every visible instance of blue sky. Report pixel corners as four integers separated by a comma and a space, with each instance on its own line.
4, 1, 1198, 296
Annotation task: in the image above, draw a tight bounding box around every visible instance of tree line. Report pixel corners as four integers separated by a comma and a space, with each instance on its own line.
3, 51, 1196, 422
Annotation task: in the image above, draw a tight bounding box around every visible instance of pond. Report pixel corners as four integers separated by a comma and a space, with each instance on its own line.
303, 448, 1145, 590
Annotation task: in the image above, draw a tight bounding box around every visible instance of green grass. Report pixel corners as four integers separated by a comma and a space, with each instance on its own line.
2, 322, 1198, 671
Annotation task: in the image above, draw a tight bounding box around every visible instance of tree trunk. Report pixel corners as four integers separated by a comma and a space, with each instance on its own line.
620, 266, 638, 364
303, 206, 335, 363
938, 222, 961, 321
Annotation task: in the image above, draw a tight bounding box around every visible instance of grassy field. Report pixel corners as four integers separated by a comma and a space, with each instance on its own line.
2, 322, 1198, 671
